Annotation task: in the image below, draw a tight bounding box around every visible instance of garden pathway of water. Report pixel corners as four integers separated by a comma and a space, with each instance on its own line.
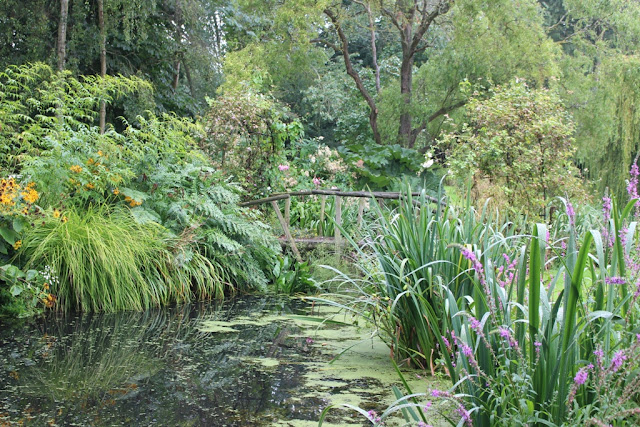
0, 296, 446, 426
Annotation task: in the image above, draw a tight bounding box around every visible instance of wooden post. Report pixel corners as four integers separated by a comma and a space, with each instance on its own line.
335, 195, 342, 255
319, 195, 327, 236
284, 197, 291, 229
271, 200, 302, 263
357, 198, 366, 229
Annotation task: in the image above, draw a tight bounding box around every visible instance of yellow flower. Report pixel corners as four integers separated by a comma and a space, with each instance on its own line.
113, 188, 120, 195
87, 158, 95, 165
13, 240, 22, 250
20, 187, 39, 204
61, 216, 68, 223
85, 183, 95, 190
69, 165, 83, 173
43, 283, 50, 290
97, 150, 103, 156
53, 209, 61, 218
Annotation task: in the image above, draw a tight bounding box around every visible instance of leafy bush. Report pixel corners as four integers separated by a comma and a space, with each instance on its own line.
439, 79, 587, 218
201, 89, 304, 198
272, 255, 318, 295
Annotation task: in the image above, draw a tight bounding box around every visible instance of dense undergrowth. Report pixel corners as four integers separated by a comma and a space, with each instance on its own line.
0, 64, 283, 316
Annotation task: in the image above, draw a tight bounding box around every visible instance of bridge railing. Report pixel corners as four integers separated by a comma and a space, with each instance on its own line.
239, 189, 441, 262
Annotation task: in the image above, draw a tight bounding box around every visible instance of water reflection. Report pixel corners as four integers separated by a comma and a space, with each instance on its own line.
0, 297, 320, 426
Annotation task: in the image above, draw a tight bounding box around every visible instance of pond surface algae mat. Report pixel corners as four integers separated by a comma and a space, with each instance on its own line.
0, 296, 446, 426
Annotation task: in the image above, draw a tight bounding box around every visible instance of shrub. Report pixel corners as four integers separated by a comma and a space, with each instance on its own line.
439, 79, 587, 218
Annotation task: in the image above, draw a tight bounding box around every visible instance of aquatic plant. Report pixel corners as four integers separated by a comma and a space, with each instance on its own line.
326, 184, 523, 369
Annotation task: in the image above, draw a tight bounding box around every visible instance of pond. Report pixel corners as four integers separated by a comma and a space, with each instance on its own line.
0, 296, 446, 426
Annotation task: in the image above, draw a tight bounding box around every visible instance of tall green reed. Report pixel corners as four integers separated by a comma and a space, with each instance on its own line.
325, 185, 524, 369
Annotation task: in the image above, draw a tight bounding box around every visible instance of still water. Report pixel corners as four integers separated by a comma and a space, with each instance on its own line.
0, 296, 436, 426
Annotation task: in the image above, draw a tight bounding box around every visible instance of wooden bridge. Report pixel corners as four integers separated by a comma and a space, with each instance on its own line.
239, 189, 440, 262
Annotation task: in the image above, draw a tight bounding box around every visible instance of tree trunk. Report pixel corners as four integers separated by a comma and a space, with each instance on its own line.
172, 0, 183, 92
57, 0, 69, 71
398, 25, 414, 147
98, 0, 106, 134
325, 8, 382, 145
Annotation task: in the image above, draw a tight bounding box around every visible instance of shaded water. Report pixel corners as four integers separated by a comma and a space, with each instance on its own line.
0, 296, 442, 426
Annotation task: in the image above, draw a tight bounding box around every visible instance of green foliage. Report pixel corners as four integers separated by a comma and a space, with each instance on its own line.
324, 190, 640, 426
322, 186, 523, 368
0, 63, 282, 314
201, 89, 304, 198
0, 63, 150, 174
272, 256, 318, 295
440, 79, 586, 218
18, 206, 167, 312
0, 264, 53, 318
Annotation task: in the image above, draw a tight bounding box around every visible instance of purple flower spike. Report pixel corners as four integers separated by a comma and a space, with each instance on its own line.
611, 351, 627, 372
602, 196, 612, 222
574, 367, 590, 385
605, 276, 626, 285
566, 202, 575, 226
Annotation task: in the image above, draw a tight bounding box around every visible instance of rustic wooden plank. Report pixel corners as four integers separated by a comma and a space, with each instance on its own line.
319, 195, 326, 236
357, 198, 366, 229
284, 197, 291, 229
240, 194, 291, 207
241, 189, 442, 207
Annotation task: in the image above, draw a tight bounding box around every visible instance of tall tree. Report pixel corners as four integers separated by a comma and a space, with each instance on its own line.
323, 1, 455, 147
98, 0, 106, 133
57, 0, 69, 70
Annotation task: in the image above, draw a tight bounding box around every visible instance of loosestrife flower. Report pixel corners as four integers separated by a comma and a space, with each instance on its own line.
457, 405, 472, 427
610, 351, 627, 372
312, 177, 321, 186
469, 317, 482, 333
534, 341, 542, 353
574, 365, 592, 386
566, 202, 575, 226
461, 344, 473, 357
605, 276, 626, 285
278, 164, 289, 172
602, 196, 612, 222
628, 162, 639, 201
460, 247, 498, 312
366, 410, 381, 424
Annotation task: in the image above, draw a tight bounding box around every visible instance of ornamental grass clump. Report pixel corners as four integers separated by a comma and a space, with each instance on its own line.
17, 205, 229, 312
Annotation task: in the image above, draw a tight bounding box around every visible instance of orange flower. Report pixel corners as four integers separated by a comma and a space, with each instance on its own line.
69, 165, 83, 173
13, 240, 22, 250
85, 183, 95, 190
112, 188, 120, 195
